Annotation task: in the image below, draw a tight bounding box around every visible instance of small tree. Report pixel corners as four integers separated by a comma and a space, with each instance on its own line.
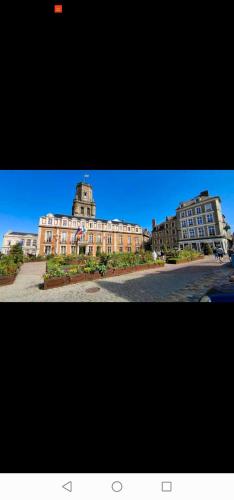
9, 243, 24, 264
203, 243, 213, 255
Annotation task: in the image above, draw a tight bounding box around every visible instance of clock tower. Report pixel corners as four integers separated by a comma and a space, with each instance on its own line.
72, 182, 96, 218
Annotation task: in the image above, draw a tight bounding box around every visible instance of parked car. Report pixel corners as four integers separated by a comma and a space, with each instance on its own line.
200, 281, 234, 302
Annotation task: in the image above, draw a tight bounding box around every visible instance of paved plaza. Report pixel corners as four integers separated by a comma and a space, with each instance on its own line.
0, 256, 233, 302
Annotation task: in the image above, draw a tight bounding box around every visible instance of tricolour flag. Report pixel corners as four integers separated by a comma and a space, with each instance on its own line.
76, 225, 87, 240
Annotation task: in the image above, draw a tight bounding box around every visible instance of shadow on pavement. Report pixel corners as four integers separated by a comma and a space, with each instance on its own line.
96, 263, 232, 302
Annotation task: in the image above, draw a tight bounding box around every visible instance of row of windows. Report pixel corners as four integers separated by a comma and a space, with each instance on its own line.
182, 226, 216, 239
45, 232, 140, 245
7, 239, 37, 247
181, 214, 214, 227
156, 229, 177, 235
44, 246, 140, 256
180, 203, 213, 218
42, 218, 140, 233
79, 207, 91, 216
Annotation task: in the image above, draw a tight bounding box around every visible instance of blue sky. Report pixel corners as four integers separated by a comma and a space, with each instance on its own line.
0, 170, 233, 244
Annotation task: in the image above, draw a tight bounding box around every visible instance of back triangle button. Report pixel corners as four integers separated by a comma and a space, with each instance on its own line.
62, 481, 72, 493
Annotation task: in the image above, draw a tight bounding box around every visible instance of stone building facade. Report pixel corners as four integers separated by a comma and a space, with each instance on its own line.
152, 216, 178, 251
176, 191, 232, 253
72, 182, 96, 218
1, 232, 38, 256
37, 183, 143, 256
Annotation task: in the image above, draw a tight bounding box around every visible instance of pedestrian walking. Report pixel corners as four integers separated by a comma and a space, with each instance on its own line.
152, 250, 157, 262
161, 250, 165, 261
217, 247, 224, 263
213, 247, 218, 260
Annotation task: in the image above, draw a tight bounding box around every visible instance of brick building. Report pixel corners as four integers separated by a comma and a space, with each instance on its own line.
152, 216, 178, 252
37, 182, 143, 256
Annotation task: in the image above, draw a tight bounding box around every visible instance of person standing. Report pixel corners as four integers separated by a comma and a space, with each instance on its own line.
213, 247, 218, 260
217, 247, 224, 263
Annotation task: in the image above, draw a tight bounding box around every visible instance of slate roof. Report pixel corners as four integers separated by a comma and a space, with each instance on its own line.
7, 232, 38, 236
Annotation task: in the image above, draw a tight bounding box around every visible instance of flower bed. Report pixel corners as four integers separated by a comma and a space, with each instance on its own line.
0, 274, 17, 287
44, 261, 165, 290
167, 256, 205, 264
0, 251, 22, 286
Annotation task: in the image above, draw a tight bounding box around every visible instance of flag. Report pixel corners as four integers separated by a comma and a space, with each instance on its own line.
76, 227, 83, 240
76, 225, 87, 240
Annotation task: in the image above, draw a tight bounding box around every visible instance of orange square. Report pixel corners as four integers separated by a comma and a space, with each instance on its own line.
54, 4, 63, 13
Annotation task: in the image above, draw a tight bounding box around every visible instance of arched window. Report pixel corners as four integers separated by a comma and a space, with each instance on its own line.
87, 207, 90, 216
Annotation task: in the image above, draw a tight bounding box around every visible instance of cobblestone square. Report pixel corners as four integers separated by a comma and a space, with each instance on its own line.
0, 257, 233, 302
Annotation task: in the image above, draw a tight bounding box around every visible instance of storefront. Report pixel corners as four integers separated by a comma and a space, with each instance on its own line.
179, 238, 229, 253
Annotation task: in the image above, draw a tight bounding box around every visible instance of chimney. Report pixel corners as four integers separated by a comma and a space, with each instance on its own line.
152, 219, 156, 229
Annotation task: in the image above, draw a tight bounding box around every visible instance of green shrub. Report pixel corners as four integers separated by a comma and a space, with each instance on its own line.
44, 268, 67, 278
97, 264, 107, 276
99, 253, 111, 266
0, 260, 18, 276
168, 249, 201, 262
9, 243, 24, 264
84, 266, 97, 274
46, 253, 56, 260
67, 266, 82, 276
203, 243, 213, 255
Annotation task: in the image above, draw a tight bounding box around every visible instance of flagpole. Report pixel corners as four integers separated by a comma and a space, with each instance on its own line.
84, 174, 90, 183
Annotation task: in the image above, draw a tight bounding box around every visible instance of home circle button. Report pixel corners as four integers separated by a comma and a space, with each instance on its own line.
112, 481, 123, 493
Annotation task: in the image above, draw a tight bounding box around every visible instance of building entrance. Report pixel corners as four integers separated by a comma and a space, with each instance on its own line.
79, 246, 86, 255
